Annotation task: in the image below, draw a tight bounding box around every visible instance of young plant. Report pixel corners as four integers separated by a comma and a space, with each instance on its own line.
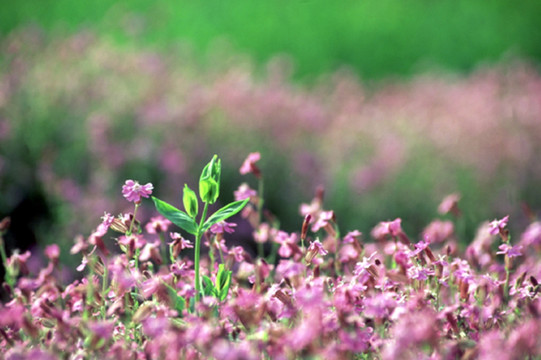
152, 155, 248, 303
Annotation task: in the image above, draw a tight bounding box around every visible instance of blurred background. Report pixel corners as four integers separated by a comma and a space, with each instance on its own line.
1, 0, 541, 261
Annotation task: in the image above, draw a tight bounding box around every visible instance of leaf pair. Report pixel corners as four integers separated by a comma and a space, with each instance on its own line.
152, 197, 248, 236
202, 264, 232, 301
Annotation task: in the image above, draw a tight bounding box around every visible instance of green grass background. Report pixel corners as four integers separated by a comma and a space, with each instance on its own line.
2, 0, 540, 80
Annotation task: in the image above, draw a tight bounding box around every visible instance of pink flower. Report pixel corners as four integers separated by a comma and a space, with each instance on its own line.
409, 240, 429, 257
371, 218, 403, 240
311, 210, 334, 232
44, 244, 60, 261
520, 221, 541, 247
145, 216, 172, 234
169, 232, 193, 258
307, 239, 328, 256
438, 193, 460, 215
229, 246, 245, 262
210, 221, 237, 234
407, 265, 434, 281
422, 220, 454, 243
233, 183, 257, 201
496, 243, 523, 258
239, 152, 261, 177
121, 179, 153, 203
96, 212, 114, 236
488, 215, 509, 235
343, 230, 362, 243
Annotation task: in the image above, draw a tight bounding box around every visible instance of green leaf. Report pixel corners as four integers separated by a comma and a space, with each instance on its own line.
183, 184, 198, 219
216, 265, 232, 301
152, 196, 198, 235
215, 264, 226, 292
163, 281, 186, 315
202, 199, 249, 233
202, 275, 216, 297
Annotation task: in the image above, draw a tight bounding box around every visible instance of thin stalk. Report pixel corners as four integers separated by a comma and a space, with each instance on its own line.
0, 235, 14, 288
257, 178, 265, 259
100, 256, 108, 320
194, 202, 209, 303
127, 202, 140, 236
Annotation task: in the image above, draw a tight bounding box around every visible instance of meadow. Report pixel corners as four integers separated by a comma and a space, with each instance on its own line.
1, 1, 541, 357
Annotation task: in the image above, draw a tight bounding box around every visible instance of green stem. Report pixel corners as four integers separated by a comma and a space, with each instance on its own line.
127, 202, 140, 236
101, 256, 108, 320
194, 202, 209, 303
0, 235, 14, 288
159, 233, 168, 264
504, 265, 511, 302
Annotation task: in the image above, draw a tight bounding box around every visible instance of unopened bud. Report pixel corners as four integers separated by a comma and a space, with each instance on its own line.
0, 217, 10, 234
110, 217, 129, 234
301, 214, 312, 241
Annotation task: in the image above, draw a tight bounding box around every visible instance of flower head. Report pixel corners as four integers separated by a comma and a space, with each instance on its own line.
145, 216, 172, 234
239, 152, 261, 177
122, 180, 153, 203
496, 243, 523, 258
210, 221, 237, 234
488, 215, 509, 235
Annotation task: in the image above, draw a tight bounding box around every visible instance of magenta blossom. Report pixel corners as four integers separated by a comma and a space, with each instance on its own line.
210, 221, 237, 234
311, 210, 334, 232
496, 243, 523, 258
145, 216, 172, 234
488, 215, 509, 235
122, 179, 153, 203
343, 230, 362, 244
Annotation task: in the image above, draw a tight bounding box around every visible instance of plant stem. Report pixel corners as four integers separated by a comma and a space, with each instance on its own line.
257, 178, 265, 259
101, 256, 108, 320
0, 235, 14, 288
127, 202, 140, 235
195, 202, 209, 303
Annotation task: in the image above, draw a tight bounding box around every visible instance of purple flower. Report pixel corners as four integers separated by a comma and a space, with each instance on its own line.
121, 179, 153, 203
496, 243, 523, 257
488, 215, 509, 235
210, 221, 237, 234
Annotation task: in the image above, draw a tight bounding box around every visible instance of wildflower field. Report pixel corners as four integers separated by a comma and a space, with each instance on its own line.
1, 152, 541, 359
1, 1, 541, 357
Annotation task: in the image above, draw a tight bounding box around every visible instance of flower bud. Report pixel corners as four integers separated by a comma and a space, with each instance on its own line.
183, 184, 198, 218
199, 155, 221, 204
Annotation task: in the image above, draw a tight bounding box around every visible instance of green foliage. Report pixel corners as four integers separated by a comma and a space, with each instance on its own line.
183, 184, 198, 219
202, 265, 232, 301
199, 155, 221, 205
152, 197, 198, 235
201, 199, 249, 234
